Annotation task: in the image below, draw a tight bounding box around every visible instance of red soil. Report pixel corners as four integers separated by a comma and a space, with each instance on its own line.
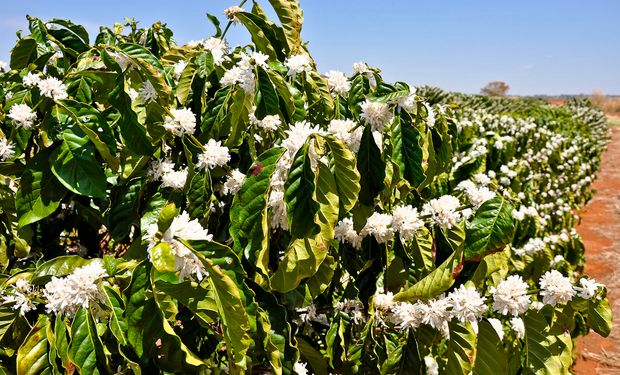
573, 126, 620, 374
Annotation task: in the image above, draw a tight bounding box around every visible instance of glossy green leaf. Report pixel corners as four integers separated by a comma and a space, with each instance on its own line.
16, 315, 51, 375
464, 197, 515, 260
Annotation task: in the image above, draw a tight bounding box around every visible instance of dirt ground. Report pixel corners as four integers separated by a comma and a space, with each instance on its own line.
573, 125, 620, 374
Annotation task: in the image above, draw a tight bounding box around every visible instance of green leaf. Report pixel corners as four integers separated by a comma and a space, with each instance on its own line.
16, 315, 52, 375
474, 320, 508, 375
265, 0, 303, 52
149, 242, 176, 273
68, 308, 106, 375
391, 115, 424, 187
357, 124, 385, 205
256, 66, 280, 118
57, 100, 119, 171
15, 149, 66, 227
106, 178, 142, 240
464, 197, 515, 260
380, 331, 423, 375
230, 147, 284, 277
445, 322, 477, 375
408, 226, 435, 279
187, 170, 212, 221
31, 256, 92, 285
49, 131, 107, 198
157, 202, 178, 233
588, 296, 612, 337
271, 162, 339, 292
175, 61, 196, 105
323, 135, 360, 212
152, 279, 218, 327
523, 309, 568, 374
10, 38, 38, 70
298, 337, 329, 375
102, 286, 128, 346
236, 12, 280, 60
125, 261, 150, 358
394, 249, 461, 302
285, 142, 319, 238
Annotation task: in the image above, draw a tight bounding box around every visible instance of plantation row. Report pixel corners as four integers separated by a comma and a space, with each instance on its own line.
0, 1, 612, 374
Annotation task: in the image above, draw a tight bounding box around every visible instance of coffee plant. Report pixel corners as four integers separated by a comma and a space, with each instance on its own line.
0, 1, 612, 374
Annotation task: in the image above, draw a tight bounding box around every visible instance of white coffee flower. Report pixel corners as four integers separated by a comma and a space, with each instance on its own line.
510, 317, 525, 339
325, 70, 350, 96
374, 291, 395, 311
148, 158, 175, 181
293, 361, 309, 375
202, 37, 229, 66
23, 72, 41, 87
391, 205, 424, 240
0, 60, 7, 72
327, 119, 362, 153
335, 218, 362, 249
352, 61, 371, 75
0, 138, 16, 161
223, 6, 244, 23
147, 211, 212, 281
37, 77, 68, 100
574, 278, 604, 300
390, 302, 424, 330
539, 270, 575, 306
249, 111, 281, 132
222, 169, 246, 195
360, 99, 392, 132
43, 261, 108, 316
447, 285, 487, 325
1, 280, 35, 315
161, 169, 188, 190
220, 65, 255, 93
284, 54, 312, 77
420, 296, 452, 336
7, 104, 37, 129
360, 212, 394, 244
424, 356, 439, 375
197, 139, 230, 170
164, 108, 196, 136
491, 275, 531, 316
172, 60, 188, 80
238, 51, 269, 69
465, 185, 496, 209
422, 195, 462, 229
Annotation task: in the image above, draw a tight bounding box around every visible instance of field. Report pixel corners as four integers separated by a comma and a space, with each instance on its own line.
0, 1, 615, 374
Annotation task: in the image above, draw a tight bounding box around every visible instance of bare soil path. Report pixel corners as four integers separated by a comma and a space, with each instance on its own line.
574, 125, 620, 374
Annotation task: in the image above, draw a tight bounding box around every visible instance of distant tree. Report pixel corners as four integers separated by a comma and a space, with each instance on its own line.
481, 81, 510, 96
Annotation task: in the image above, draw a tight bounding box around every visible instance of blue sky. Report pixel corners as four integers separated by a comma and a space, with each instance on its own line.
1, 0, 618, 95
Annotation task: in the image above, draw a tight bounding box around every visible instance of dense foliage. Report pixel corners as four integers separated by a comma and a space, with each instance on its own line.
0, 1, 612, 374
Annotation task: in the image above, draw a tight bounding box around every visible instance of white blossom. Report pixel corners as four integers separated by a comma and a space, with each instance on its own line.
420, 296, 452, 337
1, 280, 35, 315
197, 139, 230, 170
360, 212, 394, 243
510, 317, 525, 339
390, 301, 424, 330
293, 361, 309, 375
422, 195, 462, 229
220, 65, 255, 93
172, 60, 188, 80
43, 261, 108, 316
327, 119, 362, 152
249, 111, 281, 132
37, 77, 68, 100
7, 104, 37, 129
284, 54, 312, 77
0, 138, 15, 161
161, 169, 188, 190
374, 291, 395, 311
447, 285, 487, 325
223, 6, 244, 23
539, 270, 575, 306
360, 99, 392, 132
391, 205, 424, 240
147, 212, 212, 281
491, 275, 531, 316
574, 278, 604, 300
0, 60, 7, 72
325, 70, 350, 96
239, 51, 269, 69
148, 158, 175, 181
352, 61, 371, 75
202, 37, 229, 66
23, 72, 41, 87
334, 218, 362, 249
424, 356, 439, 375
473, 173, 491, 185
164, 108, 196, 136
424, 355, 439, 375
222, 169, 245, 195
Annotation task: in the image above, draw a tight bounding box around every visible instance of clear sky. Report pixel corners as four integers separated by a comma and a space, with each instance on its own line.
1, 0, 618, 96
